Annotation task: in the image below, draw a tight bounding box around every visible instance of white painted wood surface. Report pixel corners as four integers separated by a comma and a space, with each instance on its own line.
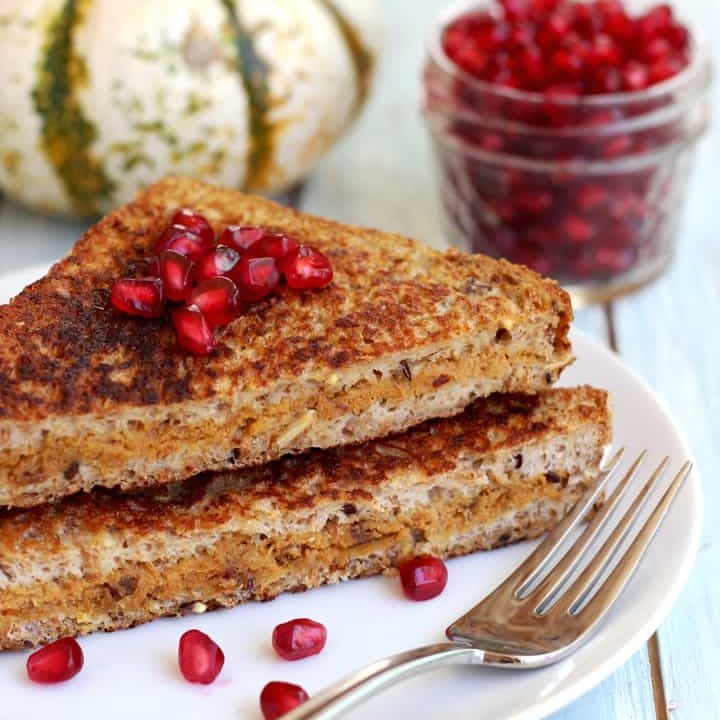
0, 1, 717, 718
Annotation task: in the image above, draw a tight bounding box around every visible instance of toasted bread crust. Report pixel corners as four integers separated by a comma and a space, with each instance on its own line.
0, 177, 573, 506
0, 387, 610, 649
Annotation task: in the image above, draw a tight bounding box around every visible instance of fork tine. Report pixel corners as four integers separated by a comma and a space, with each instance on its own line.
551, 457, 679, 617
570, 461, 692, 629
505, 448, 625, 598
528, 450, 649, 608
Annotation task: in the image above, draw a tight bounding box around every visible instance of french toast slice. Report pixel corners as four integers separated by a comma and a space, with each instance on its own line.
0, 176, 573, 508
0, 387, 610, 650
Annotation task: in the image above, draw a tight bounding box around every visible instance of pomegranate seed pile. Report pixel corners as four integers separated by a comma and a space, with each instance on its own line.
443, 0, 690, 95
110, 209, 333, 356
426, 0, 698, 284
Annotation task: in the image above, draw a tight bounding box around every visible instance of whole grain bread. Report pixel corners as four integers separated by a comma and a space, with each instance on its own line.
0, 386, 609, 649
0, 177, 573, 508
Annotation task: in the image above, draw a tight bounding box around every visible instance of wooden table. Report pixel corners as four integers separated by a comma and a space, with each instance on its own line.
1, 1, 717, 717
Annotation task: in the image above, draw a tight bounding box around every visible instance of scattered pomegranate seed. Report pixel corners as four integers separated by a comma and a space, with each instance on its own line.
178, 629, 224, 685
194, 245, 241, 284
190, 277, 242, 327
159, 251, 194, 302
172, 306, 217, 356
283, 246, 333, 290
171, 208, 215, 247
398, 555, 448, 601
111, 277, 164, 318
27, 638, 84, 684
154, 225, 214, 263
220, 225, 266, 252
232, 256, 280, 302
272, 618, 327, 661
260, 681, 310, 720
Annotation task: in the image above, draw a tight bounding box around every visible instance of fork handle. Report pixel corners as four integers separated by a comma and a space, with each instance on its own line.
282, 642, 483, 720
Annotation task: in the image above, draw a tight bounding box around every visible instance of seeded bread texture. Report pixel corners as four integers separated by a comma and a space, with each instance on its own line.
0, 387, 610, 650
0, 178, 573, 508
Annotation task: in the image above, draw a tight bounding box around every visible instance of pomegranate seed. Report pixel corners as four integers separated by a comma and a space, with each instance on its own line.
171, 209, 215, 247
562, 213, 595, 244
178, 629, 224, 684
604, 8, 635, 43
588, 34, 621, 67
282, 246, 333, 290
154, 225, 214, 262
649, 56, 686, 84
172, 306, 216, 356
512, 247, 553, 276
601, 133, 633, 158
594, 246, 636, 273
27, 638, 84, 684
623, 61, 649, 91
190, 277, 242, 327
537, 14, 571, 49
260, 681, 309, 720
245, 233, 299, 263
476, 132, 506, 152
665, 23, 689, 51
272, 619, 327, 661
591, 66, 623, 93
515, 189, 554, 214
516, 46, 545, 88
111, 277, 164, 318
398, 555, 448, 601
232, 256, 280, 302
638, 4, 673, 41
159, 251, 194, 302
220, 225, 266, 252
550, 47, 584, 80
194, 245, 241, 284
642, 37, 672, 63
574, 184, 608, 212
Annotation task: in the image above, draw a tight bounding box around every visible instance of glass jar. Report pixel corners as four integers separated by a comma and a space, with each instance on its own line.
423, 0, 711, 306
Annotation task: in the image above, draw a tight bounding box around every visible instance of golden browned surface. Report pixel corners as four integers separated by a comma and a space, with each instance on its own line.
0, 177, 573, 507
0, 387, 610, 649
0, 176, 570, 418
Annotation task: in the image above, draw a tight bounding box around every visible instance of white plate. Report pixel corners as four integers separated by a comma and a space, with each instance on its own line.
0, 265, 701, 720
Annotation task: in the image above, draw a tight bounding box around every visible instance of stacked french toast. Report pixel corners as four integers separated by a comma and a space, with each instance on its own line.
0, 177, 610, 649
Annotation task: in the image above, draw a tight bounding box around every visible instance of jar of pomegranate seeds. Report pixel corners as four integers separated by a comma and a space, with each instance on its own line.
423, 0, 711, 305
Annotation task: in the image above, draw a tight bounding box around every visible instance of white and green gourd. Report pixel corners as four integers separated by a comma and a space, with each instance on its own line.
0, 0, 381, 217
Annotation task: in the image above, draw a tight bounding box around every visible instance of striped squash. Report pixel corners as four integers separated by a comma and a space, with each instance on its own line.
0, 0, 381, 217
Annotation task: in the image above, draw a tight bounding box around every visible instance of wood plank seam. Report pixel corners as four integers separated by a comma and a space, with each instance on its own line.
605, 301, 667, 720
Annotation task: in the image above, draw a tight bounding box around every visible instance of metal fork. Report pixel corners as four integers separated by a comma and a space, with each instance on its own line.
283, 449, 692, 720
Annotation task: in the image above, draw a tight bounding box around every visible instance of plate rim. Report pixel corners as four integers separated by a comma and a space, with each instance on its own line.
0, 264, 703, 720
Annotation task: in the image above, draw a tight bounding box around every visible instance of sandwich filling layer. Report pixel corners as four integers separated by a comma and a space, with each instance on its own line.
0, 387, 610, 649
